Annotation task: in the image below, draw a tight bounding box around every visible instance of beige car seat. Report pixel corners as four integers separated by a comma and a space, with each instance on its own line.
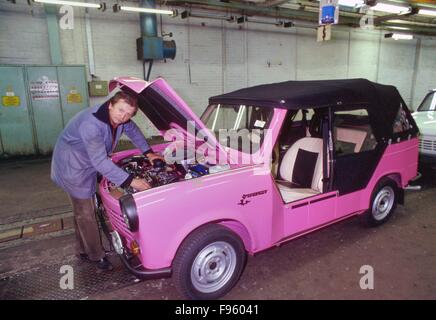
277, 137, 324, 202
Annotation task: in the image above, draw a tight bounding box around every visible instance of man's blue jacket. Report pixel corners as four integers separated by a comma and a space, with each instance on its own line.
51, 102, 150, 199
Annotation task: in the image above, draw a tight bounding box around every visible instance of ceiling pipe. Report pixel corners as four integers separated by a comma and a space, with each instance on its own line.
385, 19, 436, 28
389, 0, 436, 10
374, 6, 419, 26
168, 1, 436, 35
140, 0, 158, 37
181, 8, 318, 29
181, 9, 236, 21
258, 0, 294, 8
168, 0, 360, 25
380, 21, 436, 35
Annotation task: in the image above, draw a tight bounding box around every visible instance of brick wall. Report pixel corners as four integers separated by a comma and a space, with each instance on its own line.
1, 1, 436, 136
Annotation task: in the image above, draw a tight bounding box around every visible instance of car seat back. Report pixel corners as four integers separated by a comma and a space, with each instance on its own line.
279, 137, 324, 192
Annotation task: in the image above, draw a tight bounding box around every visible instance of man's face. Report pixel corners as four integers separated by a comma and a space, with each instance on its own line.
108, 99, 136, 127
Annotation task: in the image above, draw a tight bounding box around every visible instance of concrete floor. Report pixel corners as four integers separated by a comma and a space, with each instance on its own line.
0, 158, 435, 300
0, 157, 70, 225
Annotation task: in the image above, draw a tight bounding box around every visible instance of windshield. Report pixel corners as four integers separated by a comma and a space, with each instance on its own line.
417, 91, 436, 112
200, 104, 274, 153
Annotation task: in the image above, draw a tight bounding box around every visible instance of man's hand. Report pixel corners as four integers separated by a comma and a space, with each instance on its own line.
130, 178, 151, 191
146, 152, 165, 165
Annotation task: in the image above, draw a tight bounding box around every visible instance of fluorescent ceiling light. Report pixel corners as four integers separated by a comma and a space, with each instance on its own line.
386, 26, 411, 31
338, 0, 365, 8
33, 0, 102, 8
392, 33, 414, 40
418, 9, 436, 17
279, 3, 302, 10
315, 0, 365, 8
118, 6, 174, 15
384, 32, 414, 40
372, 3, 411, 14
386, 19, 409, 24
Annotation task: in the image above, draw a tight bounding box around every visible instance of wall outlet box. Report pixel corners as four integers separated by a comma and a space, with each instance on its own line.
88, 80, 108, 97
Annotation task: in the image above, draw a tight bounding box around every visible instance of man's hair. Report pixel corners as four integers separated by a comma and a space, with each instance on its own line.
109, 91, 138, 109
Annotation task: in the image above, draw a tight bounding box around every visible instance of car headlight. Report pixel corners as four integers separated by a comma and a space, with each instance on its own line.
119, 194, 139, 232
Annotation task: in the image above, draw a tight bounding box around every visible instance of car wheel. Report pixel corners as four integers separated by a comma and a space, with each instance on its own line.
172, 224, 247, 300
364, 179, 398, 227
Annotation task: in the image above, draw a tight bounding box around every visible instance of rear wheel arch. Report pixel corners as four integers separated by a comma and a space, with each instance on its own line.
384, 173, 402, 188
363, 176, 399, 227
373, 173, 404, 205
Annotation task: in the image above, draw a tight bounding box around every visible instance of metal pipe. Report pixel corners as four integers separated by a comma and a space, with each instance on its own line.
170, 0, 370, 25
258, 0, 292, 7
383, 19, 436, 28
170, 1, 436, 35
140, 0, 158, 37
380, 22, 436, 35
85, 10, 96, 76
170, 0, 347, 21
185, 11, 235, 20
389, 0, 436, 10
44, 4, 63, 64
410, 38, 421, 109
374, 7, 419, 26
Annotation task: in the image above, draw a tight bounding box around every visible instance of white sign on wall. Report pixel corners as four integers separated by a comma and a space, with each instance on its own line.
30, 76, 59, 101
59, 5, 74, 30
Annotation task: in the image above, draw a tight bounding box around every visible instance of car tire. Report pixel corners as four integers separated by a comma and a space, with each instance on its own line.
172, 224, 247, 300
364, 178, 398, 227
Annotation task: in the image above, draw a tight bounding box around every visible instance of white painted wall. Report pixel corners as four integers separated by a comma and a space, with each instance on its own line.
1, 1, 436, 138
0, 5, 50, 64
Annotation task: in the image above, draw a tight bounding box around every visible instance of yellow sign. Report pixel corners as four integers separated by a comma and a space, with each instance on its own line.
2, 96, 20, 107
67, 93, 82, 104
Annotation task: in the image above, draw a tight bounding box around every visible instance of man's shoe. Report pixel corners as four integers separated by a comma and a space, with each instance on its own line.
96, 257, 113, 271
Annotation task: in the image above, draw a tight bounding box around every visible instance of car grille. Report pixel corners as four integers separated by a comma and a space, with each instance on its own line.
105, 207, 134, 244
419, 138, 436, 152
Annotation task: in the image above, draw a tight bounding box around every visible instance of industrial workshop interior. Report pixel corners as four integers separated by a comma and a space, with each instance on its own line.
0, 0, 435, 303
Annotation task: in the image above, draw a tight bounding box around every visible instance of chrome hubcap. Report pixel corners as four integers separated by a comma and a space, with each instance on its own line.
191, 241, 237, 293
372, 186, 395, 221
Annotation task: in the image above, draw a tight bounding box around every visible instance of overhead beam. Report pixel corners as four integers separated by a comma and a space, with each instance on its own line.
374, 7, 419, 26
169, 0, 360, 25
380, 21, 436, 36
168, 0, 436, 35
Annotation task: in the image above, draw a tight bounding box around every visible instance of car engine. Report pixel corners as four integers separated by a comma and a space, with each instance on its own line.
109, 153, 230, 195
119, 155, 182, 192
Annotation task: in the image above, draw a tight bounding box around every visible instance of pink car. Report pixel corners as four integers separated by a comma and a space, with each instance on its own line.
99, 77, 419, 299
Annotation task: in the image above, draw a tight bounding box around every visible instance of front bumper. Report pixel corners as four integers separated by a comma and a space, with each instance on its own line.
110, 231, 172, 279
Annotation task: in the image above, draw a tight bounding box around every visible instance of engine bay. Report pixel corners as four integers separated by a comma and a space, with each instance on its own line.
108, 153, 230, 195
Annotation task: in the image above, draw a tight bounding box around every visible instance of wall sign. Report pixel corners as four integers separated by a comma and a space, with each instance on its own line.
2, 86, 20, 107
30, 76, 59, 101
319, 0, 339, 25
67, 88, 82, 104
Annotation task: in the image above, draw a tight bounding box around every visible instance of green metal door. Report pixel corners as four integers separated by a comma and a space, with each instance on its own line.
57, 66, 88, 125
26, 66, 64, 155
0, 66, 36, 157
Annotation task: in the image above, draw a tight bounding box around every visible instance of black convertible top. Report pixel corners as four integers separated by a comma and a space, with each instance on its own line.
209, 78, 418, 141
210, 78, 394, 109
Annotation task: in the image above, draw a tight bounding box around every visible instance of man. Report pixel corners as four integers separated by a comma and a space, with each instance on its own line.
51, 91, 163, 271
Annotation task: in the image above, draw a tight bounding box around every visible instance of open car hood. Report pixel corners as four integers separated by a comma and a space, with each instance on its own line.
109, 77, 207, 134
109, 77, 227, 159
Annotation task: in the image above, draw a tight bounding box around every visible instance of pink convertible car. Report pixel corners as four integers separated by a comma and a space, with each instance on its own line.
99, 77, 419, 299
